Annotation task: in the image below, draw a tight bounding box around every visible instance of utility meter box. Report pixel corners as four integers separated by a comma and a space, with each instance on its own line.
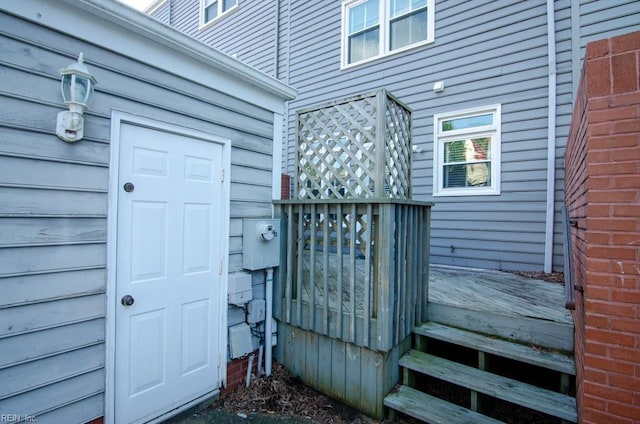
243, 218, 280, 270
228, 272, 253, 306
229, 323, 253, 359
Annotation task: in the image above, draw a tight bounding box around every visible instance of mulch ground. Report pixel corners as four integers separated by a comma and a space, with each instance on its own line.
212, 362, 403, 423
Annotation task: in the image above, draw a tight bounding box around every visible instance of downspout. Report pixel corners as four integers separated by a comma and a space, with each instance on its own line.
269, 2, 283, 379
268, 4, 281, 380
544, 0, 557, 273
274, 0, 280, 80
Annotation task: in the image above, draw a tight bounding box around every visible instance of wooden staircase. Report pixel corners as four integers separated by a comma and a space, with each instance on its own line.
384, 322, 577, 423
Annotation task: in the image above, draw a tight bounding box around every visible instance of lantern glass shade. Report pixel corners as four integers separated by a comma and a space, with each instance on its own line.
61, 73, 94, 107
59, 53, 97, 110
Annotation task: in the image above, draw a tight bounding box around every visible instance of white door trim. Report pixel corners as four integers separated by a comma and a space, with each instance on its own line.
105, 111, 231, 424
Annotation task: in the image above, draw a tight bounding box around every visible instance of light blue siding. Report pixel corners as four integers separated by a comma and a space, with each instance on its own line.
0, 6, 283, 423
158, 0, 640, 271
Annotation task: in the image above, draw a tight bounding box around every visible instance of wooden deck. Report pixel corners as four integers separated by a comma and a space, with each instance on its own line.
427, 265, 574, 352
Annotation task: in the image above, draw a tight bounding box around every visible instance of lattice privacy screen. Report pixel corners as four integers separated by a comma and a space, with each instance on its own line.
296, 90, 412, 199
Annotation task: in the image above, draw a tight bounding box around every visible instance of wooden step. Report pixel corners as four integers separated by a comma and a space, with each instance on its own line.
415, 322, 576, 375
400, 350, 577, 422
384, 385, 503, 424
427, 302, 574, 352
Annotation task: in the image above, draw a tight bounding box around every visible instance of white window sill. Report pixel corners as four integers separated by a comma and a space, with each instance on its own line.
433, 188, 501, 197
341, 38, 434, 70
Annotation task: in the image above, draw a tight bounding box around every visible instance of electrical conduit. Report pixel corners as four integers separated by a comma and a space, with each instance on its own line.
265, 267, 274, 376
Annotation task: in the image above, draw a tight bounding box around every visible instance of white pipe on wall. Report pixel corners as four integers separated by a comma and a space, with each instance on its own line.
544, 0, 557, 273
265, 267, 274, 376
245, 353, 254, 387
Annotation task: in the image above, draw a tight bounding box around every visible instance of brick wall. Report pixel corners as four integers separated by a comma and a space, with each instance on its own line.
565, 31, 640, 423
224, 349, 261, 393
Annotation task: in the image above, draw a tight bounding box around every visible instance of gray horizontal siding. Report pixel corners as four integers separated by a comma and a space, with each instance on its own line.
580, 0, 640, 45
0, 187, 107, 217
1, 9, 277, 423
278, 0, 640, 271
0, 344, 104, 399
283, 0, 552, 270
163, 0, 277, 76
154, 0, 640, 274
2, 370, 105, 422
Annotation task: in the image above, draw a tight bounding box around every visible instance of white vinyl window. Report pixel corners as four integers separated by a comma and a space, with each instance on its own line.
201, 0, 238, 27
433, 105, 501, 196
342, 0, 434, 68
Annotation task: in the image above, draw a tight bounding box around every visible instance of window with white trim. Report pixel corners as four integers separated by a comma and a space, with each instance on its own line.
201, 0, 238, 27
433, 105, 501, 196
341, 0, 434, 68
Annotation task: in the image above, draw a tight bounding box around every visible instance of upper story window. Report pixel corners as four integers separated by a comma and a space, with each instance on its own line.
433, 105, 502, 196
341, 0, 434, 68
201, 0, 238, 27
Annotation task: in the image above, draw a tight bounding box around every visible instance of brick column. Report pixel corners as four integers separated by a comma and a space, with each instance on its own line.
281, 173, 291, 200
565, 31, 640, 423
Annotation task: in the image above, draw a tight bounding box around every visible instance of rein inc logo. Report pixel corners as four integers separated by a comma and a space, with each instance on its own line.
1, 415, 37, 422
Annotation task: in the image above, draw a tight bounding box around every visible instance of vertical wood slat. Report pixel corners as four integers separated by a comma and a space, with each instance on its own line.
336, 203, 344, 340
404, 205, 411, 337
348, 203, 357, 344
363, 203, 373, 346
309, 203, 316, 331
322, 204, 330, 334
395, 205, 405, 345
376, 203, 393, 351
295, 205, 304, 328
285, 203, 294, 323
305, 331, 319, 388
408, 206, 417, 328
421, 207, 431, 323
317, 332, 332, 394
414, 205, 422, 326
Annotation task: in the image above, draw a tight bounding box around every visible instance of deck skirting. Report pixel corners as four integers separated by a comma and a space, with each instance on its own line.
274, 321, 412, 419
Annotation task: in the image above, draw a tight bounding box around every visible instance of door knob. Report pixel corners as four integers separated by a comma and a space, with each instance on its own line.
121, 295, 135, 306
123, 182, 134, 192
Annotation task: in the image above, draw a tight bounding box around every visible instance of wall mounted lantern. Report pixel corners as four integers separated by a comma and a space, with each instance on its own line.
56, 53, 97, 143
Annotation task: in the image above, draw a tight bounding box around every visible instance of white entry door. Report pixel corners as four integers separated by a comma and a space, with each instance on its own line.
115, 123, 225, 424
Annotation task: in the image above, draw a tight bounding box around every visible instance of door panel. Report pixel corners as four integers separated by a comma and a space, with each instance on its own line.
180, 299, 210, 375
115, 123, 224, 424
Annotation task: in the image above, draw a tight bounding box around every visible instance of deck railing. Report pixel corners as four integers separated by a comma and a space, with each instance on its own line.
274, 199, 431, 352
